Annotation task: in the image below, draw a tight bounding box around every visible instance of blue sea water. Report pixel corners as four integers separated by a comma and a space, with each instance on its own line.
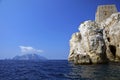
0, 60, 120, 80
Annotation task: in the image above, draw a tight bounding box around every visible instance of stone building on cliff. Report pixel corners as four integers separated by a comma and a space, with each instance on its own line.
68, 4, 120, 64
95, 5, 117, 23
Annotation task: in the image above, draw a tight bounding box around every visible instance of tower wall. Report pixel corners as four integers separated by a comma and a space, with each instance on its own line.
95, 5, 118, 23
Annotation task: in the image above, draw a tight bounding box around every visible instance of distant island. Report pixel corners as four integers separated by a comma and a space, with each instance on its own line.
13, 53, 47, 61
68, 4, 120, 64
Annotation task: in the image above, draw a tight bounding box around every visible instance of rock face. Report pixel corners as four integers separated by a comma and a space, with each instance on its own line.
68, 5, 120, 64
103, 13, 120, 62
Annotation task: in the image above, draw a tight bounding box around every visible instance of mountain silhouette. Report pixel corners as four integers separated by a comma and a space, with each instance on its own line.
13, 54, 47, 60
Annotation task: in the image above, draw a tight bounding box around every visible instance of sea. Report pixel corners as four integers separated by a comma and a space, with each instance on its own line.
0, 60, 120, 80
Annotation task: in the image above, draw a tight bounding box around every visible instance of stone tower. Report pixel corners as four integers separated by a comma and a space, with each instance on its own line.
95, 5, 118, 23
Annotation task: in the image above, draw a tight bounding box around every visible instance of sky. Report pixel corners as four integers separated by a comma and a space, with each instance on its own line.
0, 0, 120, 59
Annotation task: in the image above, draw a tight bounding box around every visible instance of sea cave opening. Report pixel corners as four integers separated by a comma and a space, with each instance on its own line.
109, 45, 116, 56
107, 37, 110, 42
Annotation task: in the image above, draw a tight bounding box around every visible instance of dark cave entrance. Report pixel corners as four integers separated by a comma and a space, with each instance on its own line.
107, 37, 110, 42
109, 45, 116, 56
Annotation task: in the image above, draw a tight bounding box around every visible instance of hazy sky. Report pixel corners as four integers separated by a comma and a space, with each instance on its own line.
0, 0, 120, 59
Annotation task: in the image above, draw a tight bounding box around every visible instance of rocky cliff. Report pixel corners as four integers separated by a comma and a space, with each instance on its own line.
68, 5, 120, 64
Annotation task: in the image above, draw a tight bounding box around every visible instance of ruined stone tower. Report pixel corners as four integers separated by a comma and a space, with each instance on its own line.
95, 5, 118, 23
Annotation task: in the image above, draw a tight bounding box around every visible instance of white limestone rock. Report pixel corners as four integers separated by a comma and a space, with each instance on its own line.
69, 20, 107, 64
102, 13, 120, 62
